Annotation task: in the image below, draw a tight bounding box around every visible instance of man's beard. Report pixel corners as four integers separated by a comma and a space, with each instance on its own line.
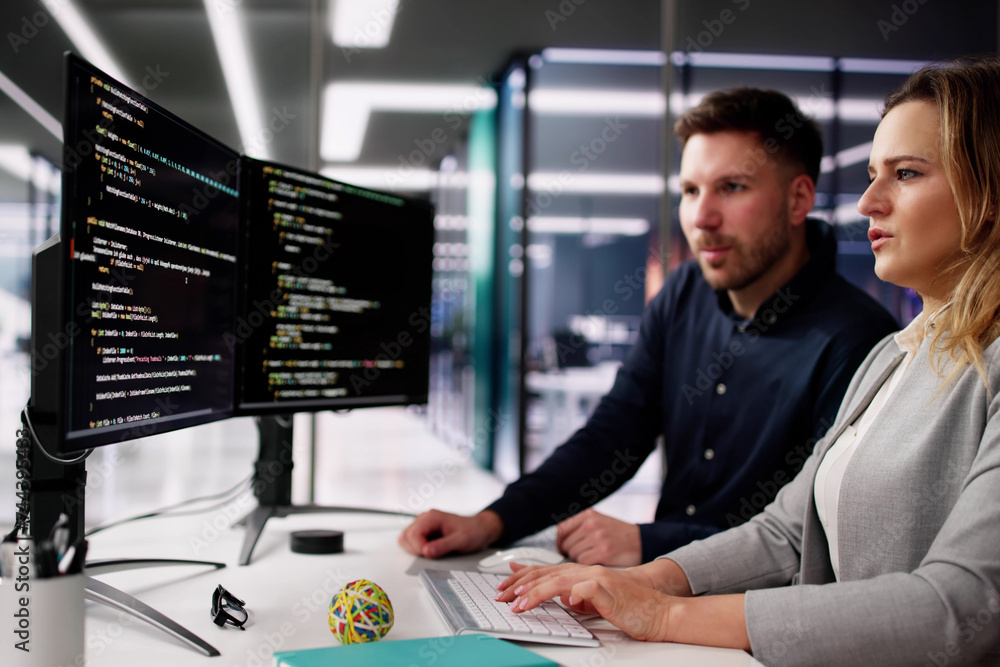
698, 210, 792, 292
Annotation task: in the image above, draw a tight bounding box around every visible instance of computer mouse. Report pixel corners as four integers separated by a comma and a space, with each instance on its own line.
477, 546, 566, 574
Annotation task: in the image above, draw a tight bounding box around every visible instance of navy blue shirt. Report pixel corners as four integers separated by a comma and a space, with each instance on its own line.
487, 220, 899, 562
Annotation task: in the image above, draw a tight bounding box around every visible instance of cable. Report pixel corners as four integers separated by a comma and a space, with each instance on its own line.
85, 473, 253, 537
85, 473, 252, 536
21, 405, 92, 465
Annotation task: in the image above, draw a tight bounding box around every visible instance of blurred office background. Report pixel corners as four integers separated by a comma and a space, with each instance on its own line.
0, 1, 996, 527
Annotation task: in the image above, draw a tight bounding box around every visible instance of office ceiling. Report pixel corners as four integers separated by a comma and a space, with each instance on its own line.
0, 0, 662, 202
2, 0, 996, 206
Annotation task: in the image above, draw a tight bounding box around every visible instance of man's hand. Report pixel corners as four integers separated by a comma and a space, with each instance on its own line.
397, 509, 504, 559
556, 508, 642, 566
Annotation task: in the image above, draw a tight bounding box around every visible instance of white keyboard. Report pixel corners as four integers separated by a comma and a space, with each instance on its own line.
418, 569, 599, 647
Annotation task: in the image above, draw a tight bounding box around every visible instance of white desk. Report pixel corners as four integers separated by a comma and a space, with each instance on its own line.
72, 410, 760, 666
525, 362, 621, 456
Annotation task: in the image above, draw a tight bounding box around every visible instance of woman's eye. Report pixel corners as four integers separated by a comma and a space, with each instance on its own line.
897, 168, 919, 180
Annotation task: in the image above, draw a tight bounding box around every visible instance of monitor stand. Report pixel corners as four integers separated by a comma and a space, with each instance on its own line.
21, 410, 224, 657
237, 414, 411, 566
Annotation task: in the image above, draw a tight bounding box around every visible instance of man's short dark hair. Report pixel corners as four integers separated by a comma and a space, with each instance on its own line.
673, 88, 823, 185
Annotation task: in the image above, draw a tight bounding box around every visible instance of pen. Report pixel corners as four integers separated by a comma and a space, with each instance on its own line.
59, 539, 88, 576
58, 544, 76, 575
50, 513, 71, 560
35, 541, 59, 579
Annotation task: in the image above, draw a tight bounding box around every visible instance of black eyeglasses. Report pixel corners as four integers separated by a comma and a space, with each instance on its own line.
211, 585, 248, 630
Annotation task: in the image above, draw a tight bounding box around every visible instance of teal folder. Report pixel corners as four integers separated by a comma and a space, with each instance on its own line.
273, 634, 558, 667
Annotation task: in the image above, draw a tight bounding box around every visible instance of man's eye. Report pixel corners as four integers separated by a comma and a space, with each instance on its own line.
722, 182, 746, 193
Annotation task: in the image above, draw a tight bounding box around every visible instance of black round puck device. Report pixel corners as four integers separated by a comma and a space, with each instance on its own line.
290, 529, 344, 555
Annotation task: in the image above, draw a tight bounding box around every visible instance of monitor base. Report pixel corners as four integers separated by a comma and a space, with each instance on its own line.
85, 559, 226, 657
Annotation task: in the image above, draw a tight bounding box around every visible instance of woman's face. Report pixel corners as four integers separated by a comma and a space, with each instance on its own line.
857, 100, 964, 311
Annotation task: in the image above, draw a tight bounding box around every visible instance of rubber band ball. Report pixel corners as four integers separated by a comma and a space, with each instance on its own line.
328, 579, 394, 644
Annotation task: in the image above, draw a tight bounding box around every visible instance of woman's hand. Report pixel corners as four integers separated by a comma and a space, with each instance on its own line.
495, 562, 674, 642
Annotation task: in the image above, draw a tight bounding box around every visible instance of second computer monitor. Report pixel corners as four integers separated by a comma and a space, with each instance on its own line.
236, 158, 434, 413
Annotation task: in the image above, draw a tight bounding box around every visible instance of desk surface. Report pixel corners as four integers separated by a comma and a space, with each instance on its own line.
75, 410, 761, 667
524, 362, 621, 395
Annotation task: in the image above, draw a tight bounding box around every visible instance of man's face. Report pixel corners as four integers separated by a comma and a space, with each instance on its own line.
678, 131, 795, 292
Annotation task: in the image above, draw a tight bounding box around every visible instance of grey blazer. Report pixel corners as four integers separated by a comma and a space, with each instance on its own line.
665, 331, 1000, 666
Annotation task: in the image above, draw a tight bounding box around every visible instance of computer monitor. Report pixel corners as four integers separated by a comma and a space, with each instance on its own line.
29, 53, 434, 556
29, 53, 241, 531
31, 54, 240, 457
232, 157, 434, 564
24, 52, 242, 656
236, 157, 433, 413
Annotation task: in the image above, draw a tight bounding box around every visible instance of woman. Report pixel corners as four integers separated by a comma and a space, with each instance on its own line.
496, 57, 1000, 666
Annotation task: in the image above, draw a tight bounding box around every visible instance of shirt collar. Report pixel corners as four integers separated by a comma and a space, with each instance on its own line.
894, 303, 949, 355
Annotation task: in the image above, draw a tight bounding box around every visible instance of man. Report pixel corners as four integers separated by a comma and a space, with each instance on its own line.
399, 88, 899, 566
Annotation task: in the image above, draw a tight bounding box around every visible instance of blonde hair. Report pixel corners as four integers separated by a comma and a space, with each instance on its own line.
882, 56, 1000, 387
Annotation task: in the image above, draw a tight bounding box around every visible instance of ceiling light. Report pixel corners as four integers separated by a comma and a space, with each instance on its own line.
321, 82, 497, 162
668, 91, 701, 115
527, 172, 664, 195
820, 142, 874, 173
46, 0, 130, 86
796, 98, 881, 122
834, 201, 865, 225
320, 165, 495, 192
541, 48, 667, 66
528, 89, 665, 116
327, 82, 497, 112
838, 57, 930, 74
0, 69, 61, 140
676, 52, 837, 71
834, 99, 882, 122
528, 217, 650, 236
331, 0, 399, 49
673, 51, 932, 76
669, 91, 881, 123
203, 0, 271, 160
321, 165, 437, 190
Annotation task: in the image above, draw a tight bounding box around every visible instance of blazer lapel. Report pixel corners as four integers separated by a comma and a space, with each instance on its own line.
798, 350, 905, 585
812, 352, 906, 460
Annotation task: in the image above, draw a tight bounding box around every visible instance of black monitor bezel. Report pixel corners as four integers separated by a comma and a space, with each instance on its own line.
233, 156, 435, 417
51, 53, 240, 453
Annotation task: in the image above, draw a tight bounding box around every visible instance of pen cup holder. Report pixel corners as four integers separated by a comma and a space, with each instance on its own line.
1, 562, 85, 667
